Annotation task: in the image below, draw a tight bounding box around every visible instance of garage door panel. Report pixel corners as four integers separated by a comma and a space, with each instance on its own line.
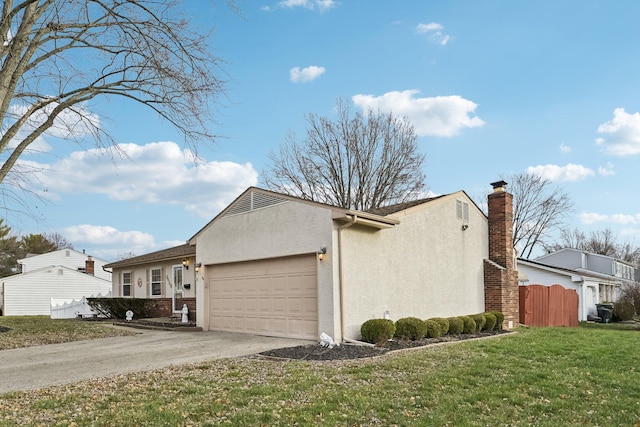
208, 255, 318, 340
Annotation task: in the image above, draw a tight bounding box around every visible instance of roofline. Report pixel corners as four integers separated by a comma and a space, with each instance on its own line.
518, 257, 626, 284
1, 265, 111, 282
104, 244, 195, 269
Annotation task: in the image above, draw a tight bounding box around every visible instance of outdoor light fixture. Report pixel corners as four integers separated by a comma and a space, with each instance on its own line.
317, 246, 327, 261
462, 224, 469, 231
182, 259, 189, 269
195, 262, 202, 273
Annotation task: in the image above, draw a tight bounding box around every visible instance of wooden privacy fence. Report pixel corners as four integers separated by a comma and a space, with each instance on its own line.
519, 284, 579, 327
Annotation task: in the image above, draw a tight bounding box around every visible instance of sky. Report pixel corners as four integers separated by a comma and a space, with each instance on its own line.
4, 0, 640, 262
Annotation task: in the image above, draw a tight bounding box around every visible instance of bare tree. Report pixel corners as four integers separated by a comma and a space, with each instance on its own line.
43, 231, 73, 250
509, 173, 574, 259
1, 0, 227, 190
262, 99, 426, 210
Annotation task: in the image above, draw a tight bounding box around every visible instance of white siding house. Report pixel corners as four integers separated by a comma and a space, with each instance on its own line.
19, 249, 111, 281
518, 258, 621, 322
2, 266, 111, 316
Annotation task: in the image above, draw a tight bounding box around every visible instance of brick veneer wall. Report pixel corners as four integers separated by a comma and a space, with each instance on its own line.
149, 297, 197, 321
484, 183, 519, 328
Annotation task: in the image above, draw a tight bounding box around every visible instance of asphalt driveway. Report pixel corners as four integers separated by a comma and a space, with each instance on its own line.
0, 328, 311, 394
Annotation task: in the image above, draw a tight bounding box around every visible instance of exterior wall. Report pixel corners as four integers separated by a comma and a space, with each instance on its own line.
110, 256, 196, 313
339, 192, 488, 340
195, 201, 337, 338
536, 249, 583, 270
2, 267, 111, 315
19, 249, 111, 281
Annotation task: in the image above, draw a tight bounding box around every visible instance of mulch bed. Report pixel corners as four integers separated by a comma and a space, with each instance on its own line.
260, 330, 510, 361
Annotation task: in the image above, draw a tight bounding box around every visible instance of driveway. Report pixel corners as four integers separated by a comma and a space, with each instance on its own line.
0, 328, 311, 394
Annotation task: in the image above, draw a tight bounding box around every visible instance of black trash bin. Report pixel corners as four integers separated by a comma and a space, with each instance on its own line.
596, 303, 614, 323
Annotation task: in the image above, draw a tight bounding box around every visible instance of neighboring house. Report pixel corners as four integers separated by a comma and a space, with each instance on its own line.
517, 258, 622, 322
1, 250, 111, 316
186, 181, 519, 341
19, 249, 112, 281
104, 244, 197, 318
1, 265, 111, 316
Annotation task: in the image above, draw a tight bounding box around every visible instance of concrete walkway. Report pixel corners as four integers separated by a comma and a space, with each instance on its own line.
0, 329, 311, 394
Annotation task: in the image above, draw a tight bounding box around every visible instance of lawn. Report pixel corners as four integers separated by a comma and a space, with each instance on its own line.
0, 316, 134, 350
1, 326, 639, 426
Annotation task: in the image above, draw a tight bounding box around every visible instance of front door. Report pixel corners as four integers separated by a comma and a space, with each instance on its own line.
172, 265, 183, 312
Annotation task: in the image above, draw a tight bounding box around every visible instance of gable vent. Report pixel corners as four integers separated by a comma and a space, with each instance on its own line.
456, 200, 469, 222
223, 190, 288, 217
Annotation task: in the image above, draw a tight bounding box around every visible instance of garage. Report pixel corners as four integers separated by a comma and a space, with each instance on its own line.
208, 254, 318, 339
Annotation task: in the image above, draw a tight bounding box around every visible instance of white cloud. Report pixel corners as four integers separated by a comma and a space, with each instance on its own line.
580, 212, 640, 226
579, 212, 609, 225
31, 141, 258, 219
595, 108, 640, 156
598, 162, 615, 176
416, 22, 450, 45
525, 163, 595, 182
352, 90, 484, 137
559, 143, 571, 153
273, 0, 337, 12
290, 66, 326, 83
9, 101, 100, 141
62, 224, 155, 247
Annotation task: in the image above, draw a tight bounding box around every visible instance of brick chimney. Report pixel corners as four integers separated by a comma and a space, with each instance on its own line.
484, 180, 519, 328
85, 256, 95, 276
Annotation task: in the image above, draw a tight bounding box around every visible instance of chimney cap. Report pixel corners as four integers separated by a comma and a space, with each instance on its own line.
490, 180, 508, 191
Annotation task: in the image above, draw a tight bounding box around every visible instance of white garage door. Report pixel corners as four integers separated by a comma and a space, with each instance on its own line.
208, 255, 318, 339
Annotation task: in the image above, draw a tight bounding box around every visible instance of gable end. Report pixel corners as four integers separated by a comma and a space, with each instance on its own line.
223, 190, 288, 217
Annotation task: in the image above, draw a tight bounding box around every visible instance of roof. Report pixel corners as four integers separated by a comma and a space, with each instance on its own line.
518, 257, 626, 284
104, 243, 195, 269
1, 265, 111, 283
365, 195, 445, 216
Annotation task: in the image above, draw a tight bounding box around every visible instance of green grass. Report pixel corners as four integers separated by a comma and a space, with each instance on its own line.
0, 316, 134, 350
1, 326, 640, 426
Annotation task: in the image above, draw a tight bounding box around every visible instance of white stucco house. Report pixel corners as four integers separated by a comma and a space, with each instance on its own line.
1, 250, 111, 316
517, 249, 630, 322
107, 181, 520, 341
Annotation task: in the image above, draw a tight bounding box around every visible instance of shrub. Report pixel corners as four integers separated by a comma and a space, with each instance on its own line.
614, 301, 635, 322
490, 311, 505, 330
394, 317, 428, 340
361, 319, 395, 345
483, 313, 497, 331
447, 317, 464, 334
430, 317, 450, 335
424, 319, 441, 338
472, 314, 486, 332
86, 297, 158, 319
461, 316, 476, 334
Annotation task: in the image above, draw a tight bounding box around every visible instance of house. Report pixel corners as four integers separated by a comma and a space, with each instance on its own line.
181, 181, 518, 341
19, 249, 111, 281
1, 250, 111, 316
1, 265, 111, 316
104, 243, 197, 318
517, 248, 634, 322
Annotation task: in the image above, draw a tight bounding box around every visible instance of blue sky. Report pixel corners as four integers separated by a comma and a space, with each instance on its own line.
6, 0, 640, 261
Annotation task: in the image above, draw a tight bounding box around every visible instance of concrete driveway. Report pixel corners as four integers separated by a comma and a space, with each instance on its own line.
0, 328, 311, 394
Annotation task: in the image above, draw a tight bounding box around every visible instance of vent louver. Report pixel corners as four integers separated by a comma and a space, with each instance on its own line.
223, 190, 288, 217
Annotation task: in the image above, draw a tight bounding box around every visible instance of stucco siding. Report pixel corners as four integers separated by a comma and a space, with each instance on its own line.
3, 267, 111, 316
195, 201, 338, 338
340, 193, 488, 339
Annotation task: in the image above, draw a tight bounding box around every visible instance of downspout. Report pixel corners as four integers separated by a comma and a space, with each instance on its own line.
338, 215, 357, 342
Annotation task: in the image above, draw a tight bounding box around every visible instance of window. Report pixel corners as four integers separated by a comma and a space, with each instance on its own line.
122, 272, 131, 297
151, 268, 162, 296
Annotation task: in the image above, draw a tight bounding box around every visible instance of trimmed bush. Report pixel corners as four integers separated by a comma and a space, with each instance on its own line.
430, 317, 450, 335
447, 317, 464, 334
86, 297, 158, 319
361, 319, 395, 345
461, 316, 476, 334
490, 311, 505, 330
424, 319, 441, 338
483, 313, 497, 331
394, 317, 428, 340
614, 301, 635, 321
472, 314, 486, 333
